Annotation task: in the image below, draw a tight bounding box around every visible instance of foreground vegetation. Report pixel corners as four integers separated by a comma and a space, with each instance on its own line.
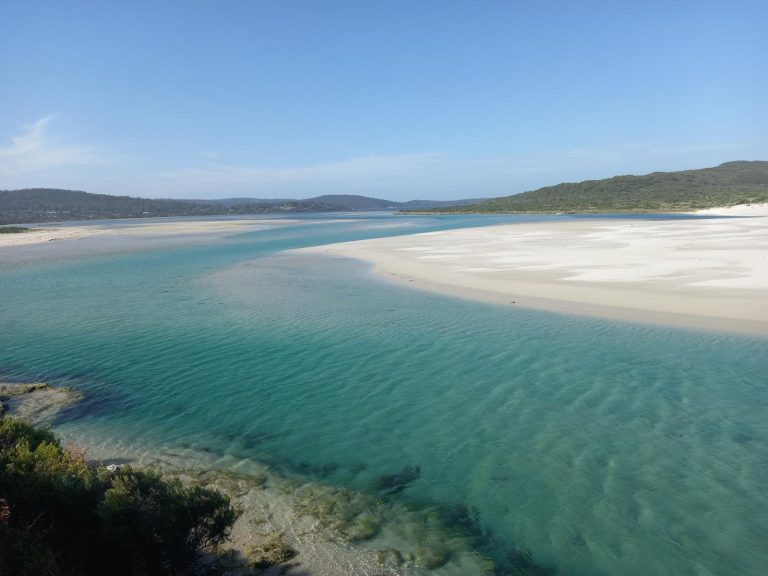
405, 160, 768, 213
0, 226, 30, 234
0, 417, 236, 576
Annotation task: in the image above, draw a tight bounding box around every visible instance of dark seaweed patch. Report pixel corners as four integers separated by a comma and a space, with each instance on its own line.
54, 388, 133, 424
505, 549, 558, 576
437, 503, 487, 541
374, 464, 421, 495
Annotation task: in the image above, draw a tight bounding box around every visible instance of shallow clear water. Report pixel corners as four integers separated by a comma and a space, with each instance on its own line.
1, 214, 766, 575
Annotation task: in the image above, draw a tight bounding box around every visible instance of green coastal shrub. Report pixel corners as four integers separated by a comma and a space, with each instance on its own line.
99, 471, 236, 574
0, 416, 236, 576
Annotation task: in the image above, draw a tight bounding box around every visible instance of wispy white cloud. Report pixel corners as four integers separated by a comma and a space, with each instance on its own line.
157, 152, 448, 185
145, 152, 460, 198
145, 141, 749, 200
2, 117, 758, 199
0, 116, 105, 178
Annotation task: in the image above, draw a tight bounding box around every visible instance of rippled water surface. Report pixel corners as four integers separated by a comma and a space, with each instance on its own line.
1, 214, 766, 575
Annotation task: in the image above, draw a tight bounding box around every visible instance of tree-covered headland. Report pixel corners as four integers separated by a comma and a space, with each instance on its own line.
404, 161, 768, 213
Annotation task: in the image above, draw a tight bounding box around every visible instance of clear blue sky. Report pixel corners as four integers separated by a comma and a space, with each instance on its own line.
1, 0, 766, 200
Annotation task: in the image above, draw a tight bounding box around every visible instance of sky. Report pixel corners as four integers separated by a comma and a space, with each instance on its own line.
1, 0, 766, 200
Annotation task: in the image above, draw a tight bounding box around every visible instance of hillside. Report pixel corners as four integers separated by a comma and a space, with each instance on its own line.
188, 195, 480, 211
304, 195, 480, 210
0, 189, 476, 224
304, 194, 400, 210
0, 189, 350, 224
406, 161, 768, 213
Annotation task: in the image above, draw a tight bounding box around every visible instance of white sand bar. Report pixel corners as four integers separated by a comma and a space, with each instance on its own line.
302, 205, 768, 335
0, 218, 293, 248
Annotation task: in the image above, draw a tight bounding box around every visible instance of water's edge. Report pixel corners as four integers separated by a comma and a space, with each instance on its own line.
3, 380, 538, 576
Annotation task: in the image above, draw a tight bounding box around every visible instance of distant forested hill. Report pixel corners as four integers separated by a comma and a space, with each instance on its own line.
0, 189, 477, 224
0, 189, 341, 224
184, 195, 480, 211
304, 195, 480, 211
406, 161, 768, 213
0, 189, 206, 223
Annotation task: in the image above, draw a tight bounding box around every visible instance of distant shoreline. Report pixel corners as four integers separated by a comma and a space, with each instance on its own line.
0, 218, 293, 249
0, 203, 761, 249
300, 204, 768, 336
399, 203, 768, 216
399, 207, 699, 215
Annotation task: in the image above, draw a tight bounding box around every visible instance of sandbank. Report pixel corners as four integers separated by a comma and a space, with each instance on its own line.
691, 203, 768, 217
0, 225, 110, 247
301, 205, 768, 335
0, 218, 293, 248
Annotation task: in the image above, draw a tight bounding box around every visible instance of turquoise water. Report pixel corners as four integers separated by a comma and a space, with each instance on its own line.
1, 214, 766, 575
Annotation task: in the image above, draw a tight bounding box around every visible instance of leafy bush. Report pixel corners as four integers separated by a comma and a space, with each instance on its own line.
99, 471, 235, 574
0, 417, 236, 576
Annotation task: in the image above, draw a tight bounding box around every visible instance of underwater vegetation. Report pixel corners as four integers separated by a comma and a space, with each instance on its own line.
288, 461, 557, 575
248, 532, 297, 569
375, 464, 422, 495
506, 550, 558, 576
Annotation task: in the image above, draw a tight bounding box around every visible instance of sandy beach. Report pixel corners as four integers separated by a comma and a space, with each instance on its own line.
0, 219, 294, 248
301, 205, 768, 335
0, 225, 111, 247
